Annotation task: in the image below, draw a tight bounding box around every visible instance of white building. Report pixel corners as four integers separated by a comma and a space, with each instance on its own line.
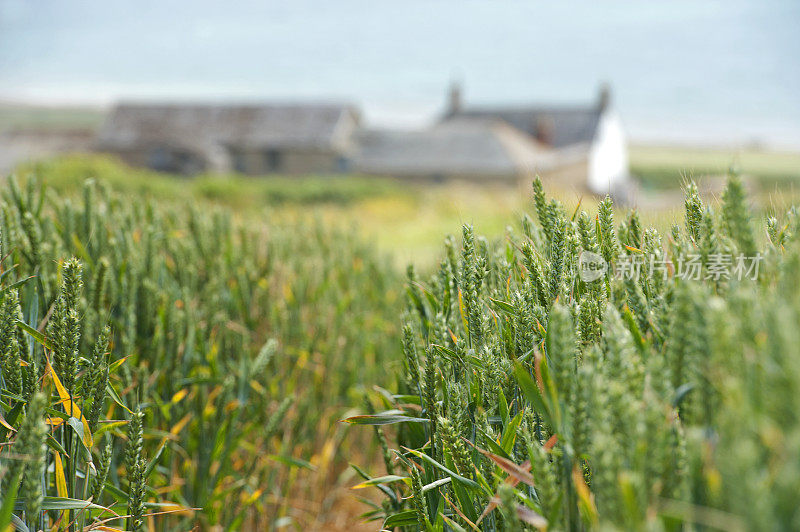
441, 83, 630, 196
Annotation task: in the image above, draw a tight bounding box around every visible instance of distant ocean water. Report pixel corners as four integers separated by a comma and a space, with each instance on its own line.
1, 0, 798, 147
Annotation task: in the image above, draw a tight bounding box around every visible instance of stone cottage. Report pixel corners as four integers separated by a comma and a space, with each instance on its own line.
95, 103, 361, 175
441, 83, 629, 194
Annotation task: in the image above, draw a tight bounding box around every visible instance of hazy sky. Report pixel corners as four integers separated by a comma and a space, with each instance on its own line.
2, 0, 799, 145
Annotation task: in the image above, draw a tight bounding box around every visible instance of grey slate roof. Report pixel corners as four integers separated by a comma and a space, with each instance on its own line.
444, 106, 602, 149
355, 119, 553, 177
96, 103, 360, 151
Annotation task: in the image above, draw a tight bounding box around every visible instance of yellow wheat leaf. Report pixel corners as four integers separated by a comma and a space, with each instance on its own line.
573, 464, 598, 527
46, 417, 66, 428
241, 489, 262, 506
0, 410, 15, 432
170, 413, 192, 435
249, 379, 265, 394
54, 452, 68, 497
171, 389, 189, 404
46, 360, 94, 448
457, 288, 468, 332
224, 399, 240, 413
206, 385, 223, 404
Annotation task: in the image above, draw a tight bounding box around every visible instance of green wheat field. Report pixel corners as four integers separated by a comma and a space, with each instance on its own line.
1, 154, 799, 531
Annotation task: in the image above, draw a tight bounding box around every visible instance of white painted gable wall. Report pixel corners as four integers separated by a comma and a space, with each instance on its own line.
588, 109, 629, 193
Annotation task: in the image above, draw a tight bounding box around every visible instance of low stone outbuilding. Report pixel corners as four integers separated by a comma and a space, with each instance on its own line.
95, 103, 361, 175
354, 118, 555, 181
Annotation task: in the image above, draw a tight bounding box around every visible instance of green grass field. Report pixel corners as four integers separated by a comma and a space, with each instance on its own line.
17, 151, 800, 268
0, 103, 107, 130
630, 144, 800, 190
15, 155, 531, 268
12, 156, 665, 267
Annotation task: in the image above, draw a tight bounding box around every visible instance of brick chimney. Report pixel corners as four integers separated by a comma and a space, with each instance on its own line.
447, 81, 463, 116
535, 116, 555, 146
598, 82, 611, 111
